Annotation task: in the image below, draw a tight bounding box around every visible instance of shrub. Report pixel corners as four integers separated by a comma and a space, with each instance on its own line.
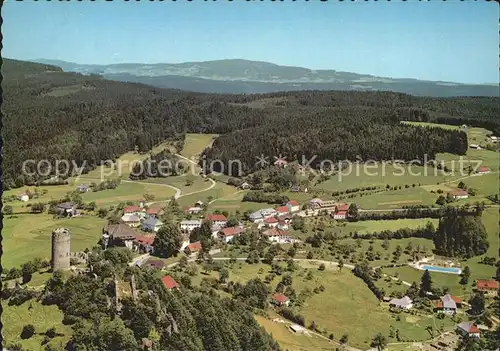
21, 324, 35, 339
318, 263, 326, 271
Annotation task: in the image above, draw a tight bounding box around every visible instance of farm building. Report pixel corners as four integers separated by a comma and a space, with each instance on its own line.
448, 190, 469, 200
389, 296, 413, 310
18, 193, 30, 202
435, 294, 461, 315
271, 294, 290, 307
456, 322, 480, 338
133, 235, 155, 254
123, 205, 146, 219
264, 216, 279, 228
180, 219, 202, 233
146, 207, 164, 218
290, 324, 306, 334
161, 275, 180, 290
476, 280, 498, 296
286, 200, 301, 212
218, 226, 245, 243
206, 214, 228, 227
275, 206, 290, 215
184, 241, 202, 256
104, 224, 137, 249
121, 214, 141, 228
477, 166, 490, 174
142, 217, 164, 232
77, 184, 90, 193
263, 228, 296, 244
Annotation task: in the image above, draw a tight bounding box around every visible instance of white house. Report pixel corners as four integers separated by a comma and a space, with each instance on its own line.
332, 211, 347, 220
477, 166, 490, 174
436, 294, 461, 315
248, 211, 264, 223
449, 190, 469, 200
206, 214, 227, 227
286, 200, 300, 213
123, 206, 146, 219
263, 228, 296, 244
142, 217, 163, 232
271, 294, 290, 307
218, 226, 245, 243
456, 322, 480, 338
389, 296, 413, 310
260, 208, 278, 219
121, 214, 141, 228
489, 135, 498, 143
180, 219, 202, 233
277, 221, 289, 231
264, 217, 279, 228
240, 181, 251, 190
18, 193, 30, 202
186, 206, 202, 214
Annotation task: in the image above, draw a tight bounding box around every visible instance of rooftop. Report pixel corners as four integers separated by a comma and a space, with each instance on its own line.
161, 275, 180, 289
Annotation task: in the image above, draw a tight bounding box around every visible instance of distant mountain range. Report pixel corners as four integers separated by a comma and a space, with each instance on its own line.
31, 58, 499, 97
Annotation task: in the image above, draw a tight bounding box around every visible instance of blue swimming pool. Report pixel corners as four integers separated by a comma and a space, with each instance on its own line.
422, 265, 461, 274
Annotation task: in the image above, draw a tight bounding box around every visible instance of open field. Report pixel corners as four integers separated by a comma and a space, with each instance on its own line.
3, 180, 177, 211
3, 214, 106, 268
180, 133, 218, 160
355, 188, 438, 210
2, 300, 72, 350
188, 262, 454, 348
254, 315, 336, 351
344, 219, 439, 234
314, 164, 463, 194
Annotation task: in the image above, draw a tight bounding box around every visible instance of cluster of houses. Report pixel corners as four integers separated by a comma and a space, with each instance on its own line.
121, 205, 165, 232
385, 279, 499, 339
307, 198, 350, 220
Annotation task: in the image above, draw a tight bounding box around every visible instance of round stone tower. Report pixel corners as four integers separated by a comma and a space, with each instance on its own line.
51, 228, 71, 271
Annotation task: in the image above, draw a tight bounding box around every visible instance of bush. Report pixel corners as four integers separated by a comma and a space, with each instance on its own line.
318, 263, 326, 271
46, 327, 56, 338
21, 324, 35, 339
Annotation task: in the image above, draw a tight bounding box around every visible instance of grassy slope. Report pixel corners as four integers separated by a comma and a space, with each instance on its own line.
2, 214, 106, 268
189, 262, 453, 349
381, 208, 499, 297
2, 300, 72, 350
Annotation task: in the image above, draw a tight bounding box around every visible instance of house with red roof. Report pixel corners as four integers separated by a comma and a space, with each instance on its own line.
264, 216, 279, 228
456, 322, 480, 338
145, 259, 164, 270
286, 200, 300, 213
448, 190, 469, 200
146, 207, 164, 218
206, 214, 228, 227
332, 210, 348, 220
275, 206, 290, 215
218, 226, 245, 243
477, 166, 491, 174
277, 220, 289, 231
435, 294, 461, 315
123, 205, 146, 219
336, 203, 350, 212
271, 294, 290, 307
263, 228, 295, 244
476, 280, 499, 296
161, 275, 180, 290
133, 235, 155, 254
184, 241, 202, 256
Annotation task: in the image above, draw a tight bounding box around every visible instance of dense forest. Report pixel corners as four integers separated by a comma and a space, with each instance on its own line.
3, 59, 499, 188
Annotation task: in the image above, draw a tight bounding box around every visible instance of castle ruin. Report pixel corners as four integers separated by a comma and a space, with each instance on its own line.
51, 228, 71, 271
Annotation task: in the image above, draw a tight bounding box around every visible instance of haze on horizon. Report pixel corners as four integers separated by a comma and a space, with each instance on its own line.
3, 1, 499, 85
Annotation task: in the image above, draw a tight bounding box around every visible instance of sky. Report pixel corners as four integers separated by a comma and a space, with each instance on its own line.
3, 1, 499, 84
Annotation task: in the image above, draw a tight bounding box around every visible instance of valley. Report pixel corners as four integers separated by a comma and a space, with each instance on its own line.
1, 59, 499, 351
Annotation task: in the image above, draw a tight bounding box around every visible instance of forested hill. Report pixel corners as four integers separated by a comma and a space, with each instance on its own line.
2, 59, 499, 188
